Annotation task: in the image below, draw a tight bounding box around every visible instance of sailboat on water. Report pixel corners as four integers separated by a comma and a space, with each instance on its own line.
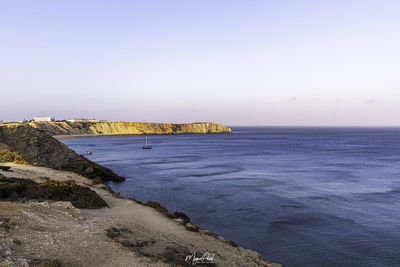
142, 135, 152, 149
83, 145, 93, 155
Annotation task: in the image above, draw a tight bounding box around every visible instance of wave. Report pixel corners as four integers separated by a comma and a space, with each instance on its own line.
96, 159, 124, 164
182, 167, 245, 178
139, 156, 200, 165
193, 164, 232, 169
210, 177, 257, 182
353, 188, 400, 202
308, 194, 347, 201
270, 213, 355, 228
280, 204, 309, 209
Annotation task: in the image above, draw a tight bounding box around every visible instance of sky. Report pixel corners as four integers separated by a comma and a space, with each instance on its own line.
1, 0, 400, 126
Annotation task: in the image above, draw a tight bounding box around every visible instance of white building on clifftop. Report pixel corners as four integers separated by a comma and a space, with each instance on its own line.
34, 117, 55, 122
67, 118, 98, 122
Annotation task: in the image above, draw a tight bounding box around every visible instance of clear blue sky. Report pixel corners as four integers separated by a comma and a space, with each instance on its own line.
1, 0, 399, 125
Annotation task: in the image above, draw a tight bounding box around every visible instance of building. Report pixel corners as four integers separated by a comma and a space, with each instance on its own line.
67, 118, 98, 123
34, 117, 55, 122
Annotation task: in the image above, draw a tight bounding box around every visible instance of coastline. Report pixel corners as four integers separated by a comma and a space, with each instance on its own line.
54, 131, 232, 139
28, 121, 232, 136
0, 163, 282, 266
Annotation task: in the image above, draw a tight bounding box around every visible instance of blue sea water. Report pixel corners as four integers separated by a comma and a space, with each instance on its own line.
60, 127, 400, 266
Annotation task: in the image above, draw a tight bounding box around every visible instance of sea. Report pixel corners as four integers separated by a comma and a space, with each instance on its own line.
60, 127, 400, 267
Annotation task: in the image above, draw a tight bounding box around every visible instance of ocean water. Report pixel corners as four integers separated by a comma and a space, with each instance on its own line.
61, 127, 400, 266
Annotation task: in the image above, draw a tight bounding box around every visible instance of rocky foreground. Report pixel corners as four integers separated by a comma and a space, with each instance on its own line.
0, 164, 282, 267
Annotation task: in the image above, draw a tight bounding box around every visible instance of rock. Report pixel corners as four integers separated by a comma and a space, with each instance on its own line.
0, 124, 124, 182
184, 223, 199, 232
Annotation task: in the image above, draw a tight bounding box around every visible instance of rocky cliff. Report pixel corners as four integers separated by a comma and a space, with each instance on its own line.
0, 124, 124, 182
28, 121, 232, 136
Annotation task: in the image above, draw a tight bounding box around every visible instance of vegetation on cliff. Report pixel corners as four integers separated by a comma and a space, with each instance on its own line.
0, 174, 107, 209
0, 150, 27, 164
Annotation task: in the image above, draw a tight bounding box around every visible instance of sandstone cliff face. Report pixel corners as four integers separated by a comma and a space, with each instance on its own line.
28, 121, 232, 136
0, 124, 124, 182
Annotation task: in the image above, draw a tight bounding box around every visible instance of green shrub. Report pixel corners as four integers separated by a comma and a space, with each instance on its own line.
0, 150, 27, 164
92, 177, 103, 185
145, 201, 170, 216
173, 211, 190, 224
0, 177, 107, 209
0, 166, 12, 171
13, 239, 22, 245
32, 259, 63, 267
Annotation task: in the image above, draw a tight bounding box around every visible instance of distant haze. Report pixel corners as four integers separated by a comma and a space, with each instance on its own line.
1, 1, 400, 126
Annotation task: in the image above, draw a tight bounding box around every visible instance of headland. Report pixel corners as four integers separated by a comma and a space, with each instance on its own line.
28, 121, 232, 136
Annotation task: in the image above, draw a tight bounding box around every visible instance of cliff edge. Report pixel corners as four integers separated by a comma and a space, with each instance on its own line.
0, 124, 124, 182
28, 121, 232, 136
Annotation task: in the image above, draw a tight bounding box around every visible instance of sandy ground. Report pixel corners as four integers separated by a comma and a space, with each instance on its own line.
0, 164, 282, 267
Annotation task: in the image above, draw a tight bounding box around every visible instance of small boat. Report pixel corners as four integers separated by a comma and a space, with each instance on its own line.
143, 136, 152, 149
83, 145, 93, 155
